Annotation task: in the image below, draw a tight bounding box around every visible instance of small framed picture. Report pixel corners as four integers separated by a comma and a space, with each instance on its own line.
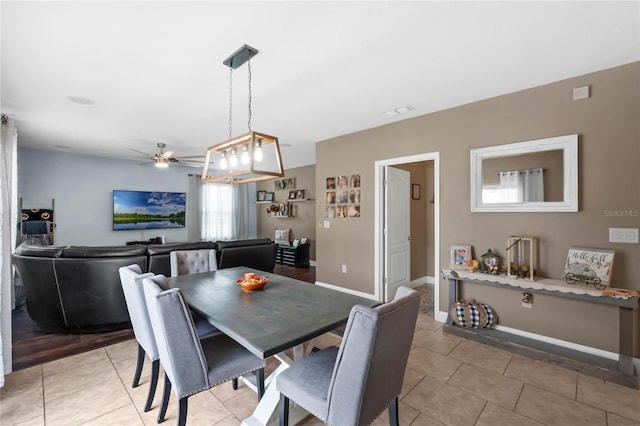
326, 177, 336, 190
296, 189, 305, 199
292, 239, 300, 247
257, 190, 266, 202
264, 192, 274, 202
300, 237, 308, 245
412, 184, 420, 200
288, 190, 297, 200
450, 244, 472, 270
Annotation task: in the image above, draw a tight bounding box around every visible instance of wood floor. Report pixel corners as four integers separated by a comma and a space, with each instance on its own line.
11, 264, 316, 372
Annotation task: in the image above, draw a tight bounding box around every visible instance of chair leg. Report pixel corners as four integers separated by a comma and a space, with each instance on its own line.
132, 343, 145, 388
232, 377, 238, 390
144, 359, 160, 412
177, 397, 188, 426
279, 394, 289, 426
388, 396, 399, 426
256, 368, 265, 400
157, 373, 171, 424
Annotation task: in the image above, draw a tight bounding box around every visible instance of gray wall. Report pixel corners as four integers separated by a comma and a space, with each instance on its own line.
17, 148, 256, 246
315, 62, 639, 356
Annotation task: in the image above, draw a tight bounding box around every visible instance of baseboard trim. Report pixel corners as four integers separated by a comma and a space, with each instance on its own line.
435, 310, 640, 372
314, 281, 378, 301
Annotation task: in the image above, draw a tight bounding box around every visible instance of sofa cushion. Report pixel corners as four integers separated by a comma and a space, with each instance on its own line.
15, 243, 66, 257
62, 245, 148, 258
215, 238, 273, 251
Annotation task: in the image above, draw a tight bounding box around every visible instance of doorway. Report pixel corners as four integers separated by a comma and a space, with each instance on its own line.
374, 152, 441, 319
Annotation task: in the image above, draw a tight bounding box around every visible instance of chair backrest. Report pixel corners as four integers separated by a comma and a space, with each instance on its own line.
169, 249, 217, 277
118, 264, 158, 359
326, 286, 420, 426
142, 276, 209, 399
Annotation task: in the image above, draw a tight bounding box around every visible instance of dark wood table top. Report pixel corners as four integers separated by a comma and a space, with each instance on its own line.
162, 266, 379, 358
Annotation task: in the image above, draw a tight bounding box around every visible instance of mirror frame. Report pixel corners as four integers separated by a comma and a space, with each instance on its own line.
471, 134, 578, 212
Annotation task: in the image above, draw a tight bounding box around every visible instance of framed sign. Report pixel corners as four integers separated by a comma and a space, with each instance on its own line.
564, 247, 614, 286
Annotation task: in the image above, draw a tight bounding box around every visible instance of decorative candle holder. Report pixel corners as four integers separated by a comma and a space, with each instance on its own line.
506, 236, 537, 280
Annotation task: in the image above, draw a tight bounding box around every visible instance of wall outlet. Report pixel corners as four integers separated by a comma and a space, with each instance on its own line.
341, 264, 347, 273
319, 220, 323, 228
522, 292, 532, 308
323, 220, 330, 229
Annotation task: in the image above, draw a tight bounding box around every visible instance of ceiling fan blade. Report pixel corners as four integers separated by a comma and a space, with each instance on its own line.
128, 147, 152, 157
137, 160, 153, 166
163, 150, 174, 158
177, 155, 206, 159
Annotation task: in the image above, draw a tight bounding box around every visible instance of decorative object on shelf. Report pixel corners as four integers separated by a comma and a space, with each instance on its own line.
480, 249, 501, 274
300, 237, 308, 245
264, 192, 274, 202
412, 184, 420, 200
466, 259, 479, 272
257, 190, 266, 202
506, 236, 537, 280
288, 190, 297, 200
449, 300, 496, 328
449, 244, 472, 270
275, 229, 291, 246
564, 247, 614, 289
202, 44, 284, 184
296, 189, 305, 199
274, 178, 295, 191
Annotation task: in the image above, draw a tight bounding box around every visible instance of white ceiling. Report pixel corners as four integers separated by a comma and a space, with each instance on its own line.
2, 1, 639, 169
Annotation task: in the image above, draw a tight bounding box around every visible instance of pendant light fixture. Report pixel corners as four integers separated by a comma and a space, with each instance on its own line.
202, 44, 284, 184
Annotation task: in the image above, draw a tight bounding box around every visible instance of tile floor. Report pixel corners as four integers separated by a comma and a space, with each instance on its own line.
2, 311, 639, 426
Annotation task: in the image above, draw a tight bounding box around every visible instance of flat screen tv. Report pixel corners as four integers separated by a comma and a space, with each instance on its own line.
113, 190, 186, 231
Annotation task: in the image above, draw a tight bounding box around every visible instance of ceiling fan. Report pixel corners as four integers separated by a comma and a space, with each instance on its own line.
129, 142, 204, 168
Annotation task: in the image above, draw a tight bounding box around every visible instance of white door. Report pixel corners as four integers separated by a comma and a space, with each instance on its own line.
384, 166, 411, 302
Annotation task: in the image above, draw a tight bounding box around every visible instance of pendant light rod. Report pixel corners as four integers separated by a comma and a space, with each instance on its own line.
223, 44, 259, 69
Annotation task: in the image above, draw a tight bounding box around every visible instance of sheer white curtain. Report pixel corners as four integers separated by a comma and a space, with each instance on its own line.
200, 182, 250, 241
0, 116, 19, 385
498, 169, 544, 202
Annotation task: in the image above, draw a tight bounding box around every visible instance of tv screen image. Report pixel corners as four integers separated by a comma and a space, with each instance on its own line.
113, 190, 186, 231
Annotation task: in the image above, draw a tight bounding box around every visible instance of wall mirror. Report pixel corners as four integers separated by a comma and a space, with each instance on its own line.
471, 134, 578, 212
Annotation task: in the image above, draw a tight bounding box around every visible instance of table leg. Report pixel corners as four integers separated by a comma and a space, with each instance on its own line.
242, 340, 315, 426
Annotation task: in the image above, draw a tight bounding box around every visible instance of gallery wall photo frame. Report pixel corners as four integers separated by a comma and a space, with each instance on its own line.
274, 178, 296, 191
264, 192, 275, 202
450, 244, 472, 270
412, 184, 420, 200
257, 190, 266, 202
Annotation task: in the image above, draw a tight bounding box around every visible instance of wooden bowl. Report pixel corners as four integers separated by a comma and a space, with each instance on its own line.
236, 276, 268, 292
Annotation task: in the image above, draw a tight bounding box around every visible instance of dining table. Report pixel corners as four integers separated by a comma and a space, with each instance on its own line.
161, 266, 379, 426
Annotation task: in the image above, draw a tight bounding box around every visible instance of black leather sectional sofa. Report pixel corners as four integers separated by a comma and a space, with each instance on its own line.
13, 238, 277, 333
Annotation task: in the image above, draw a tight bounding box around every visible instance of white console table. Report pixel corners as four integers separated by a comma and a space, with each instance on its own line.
442, 270, 638, 388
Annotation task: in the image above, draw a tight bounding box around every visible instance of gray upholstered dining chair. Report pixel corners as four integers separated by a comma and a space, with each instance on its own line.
142, 276, 266, 426
276, 286, 421, 426
118, 266, 219, 417
169, 249, 217, 277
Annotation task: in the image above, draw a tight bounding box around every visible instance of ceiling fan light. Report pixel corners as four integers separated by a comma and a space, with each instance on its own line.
240, 144, 250, 165
155, 158, 169, 168
254, 140, 263, 162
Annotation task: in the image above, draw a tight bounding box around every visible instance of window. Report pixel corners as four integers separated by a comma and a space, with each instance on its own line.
201, 184, 234, 241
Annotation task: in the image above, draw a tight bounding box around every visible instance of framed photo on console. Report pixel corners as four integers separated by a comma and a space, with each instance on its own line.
450, 244, 472, 270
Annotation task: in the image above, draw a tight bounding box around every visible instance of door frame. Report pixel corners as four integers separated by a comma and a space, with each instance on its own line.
374, 152, 443, 321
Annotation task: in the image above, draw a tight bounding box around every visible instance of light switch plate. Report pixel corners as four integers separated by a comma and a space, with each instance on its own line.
609, 228, 639, 243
